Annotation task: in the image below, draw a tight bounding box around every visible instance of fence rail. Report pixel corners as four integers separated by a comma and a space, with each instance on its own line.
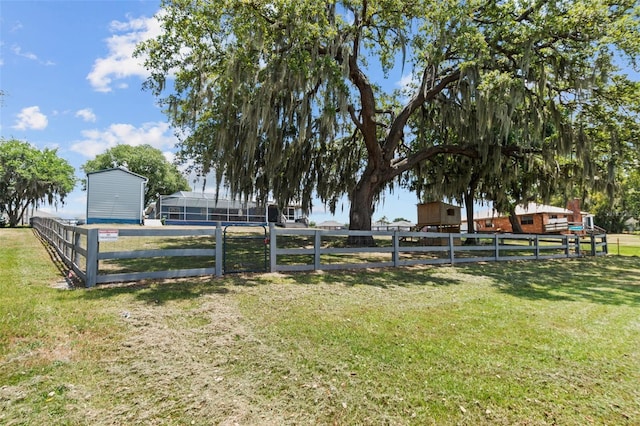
269, 228, 607, 273
32, 218, 608, 287
32, 217, 223, 287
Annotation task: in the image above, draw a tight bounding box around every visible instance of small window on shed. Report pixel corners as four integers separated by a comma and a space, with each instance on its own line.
520, 215, 534, 225
485, 219, 493, 227
447, 208, 455, 216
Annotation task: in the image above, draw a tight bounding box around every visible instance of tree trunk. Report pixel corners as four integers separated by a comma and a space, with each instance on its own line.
463, 188, 477, 245
347, 173, 379, 246
464, 189, 475, 234
508, 208, 524, 233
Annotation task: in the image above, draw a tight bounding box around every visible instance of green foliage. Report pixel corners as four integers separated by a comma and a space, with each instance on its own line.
137, 0, 640, 229
0, 138, 76, 227
573, 76, 640, 231
81, 144, 190, 205
392, 217, 409, 223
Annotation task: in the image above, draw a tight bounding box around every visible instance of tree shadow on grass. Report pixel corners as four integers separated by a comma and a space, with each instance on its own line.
73, 276, 240, 305
456, 256, 640, 306
244, 267, 464, 288
70, 253, 640, 308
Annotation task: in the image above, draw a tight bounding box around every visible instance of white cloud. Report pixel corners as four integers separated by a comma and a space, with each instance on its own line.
10, 44, 55, 66
11, 45, 37, 61
163, 150, 176, 163
70, 121, 177, 157
75, 108, 97, 122
13, 106, 48, 130
10, 21, 24, 33
397, 73, 416, 89
87, 14, 162, 92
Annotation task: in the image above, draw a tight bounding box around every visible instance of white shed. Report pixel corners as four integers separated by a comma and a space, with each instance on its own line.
86, 167, 148, 225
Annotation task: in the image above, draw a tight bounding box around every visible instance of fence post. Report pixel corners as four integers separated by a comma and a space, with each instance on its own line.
215, 222, 223, 277
535, 235, 540, 259
590, 234, 596, 256
269, 223, 277, 272
603, 234, 608, 255
393, 231, 400, 267
85, 228, 99, 288
64, 227, 71, 263
312, 230, 321, 270
74, 230, 82, 267
494, 234, 500, 261
449, 233, 455, 265
564, 235, 570, 258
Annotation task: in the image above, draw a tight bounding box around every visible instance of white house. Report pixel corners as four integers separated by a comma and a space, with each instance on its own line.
86, 167, 148, 225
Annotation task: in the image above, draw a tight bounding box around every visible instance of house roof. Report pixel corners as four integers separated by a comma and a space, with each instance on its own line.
472, 202, 574, 220
391, 220, 414, 227
86, 166, 148, 182
160, 191, 306, 212
166, 191, 222, 200
373, 220, 414, 227
161, 192, 257, 209
316, 220, 345, 228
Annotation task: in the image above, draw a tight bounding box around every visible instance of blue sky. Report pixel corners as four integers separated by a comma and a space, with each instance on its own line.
1, 0, 422, 225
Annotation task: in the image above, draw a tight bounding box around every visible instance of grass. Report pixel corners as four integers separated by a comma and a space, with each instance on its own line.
608, 233, 640, 256
1, 228, 639, 424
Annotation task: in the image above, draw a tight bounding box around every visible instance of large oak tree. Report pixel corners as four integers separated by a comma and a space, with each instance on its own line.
137, 0, 639, 232
0, 138, 76, 227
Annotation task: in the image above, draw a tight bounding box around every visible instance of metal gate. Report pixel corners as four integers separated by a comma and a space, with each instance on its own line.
223, 224, 269, 274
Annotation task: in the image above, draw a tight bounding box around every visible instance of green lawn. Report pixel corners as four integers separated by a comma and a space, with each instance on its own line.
608, 233, 640, 256
1, 228, 638, 425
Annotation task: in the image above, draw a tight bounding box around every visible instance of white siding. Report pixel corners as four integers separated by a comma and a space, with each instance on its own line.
87, 169, 147, 224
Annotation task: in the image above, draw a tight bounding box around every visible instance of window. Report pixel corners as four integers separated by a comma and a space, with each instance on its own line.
447, 208, 455, 216
286, 207, 296, 221
484, 219, 493, 228
520, 215, 534, 225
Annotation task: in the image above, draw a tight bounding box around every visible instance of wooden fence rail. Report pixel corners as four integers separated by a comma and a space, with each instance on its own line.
32, 218, 608, 287
269, 226, 608, 273
32, 217, 223, 287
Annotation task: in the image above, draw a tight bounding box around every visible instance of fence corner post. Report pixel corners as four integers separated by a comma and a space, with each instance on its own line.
85, 228, 99, 288
215, 222, 223, 277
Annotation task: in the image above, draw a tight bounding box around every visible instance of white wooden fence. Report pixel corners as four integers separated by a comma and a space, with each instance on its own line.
32, 217, 223, 287
269, 227, 607, 272
32, 217, 607, 287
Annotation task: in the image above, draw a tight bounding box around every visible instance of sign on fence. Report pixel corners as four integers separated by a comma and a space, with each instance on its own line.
98, 229, 119, 242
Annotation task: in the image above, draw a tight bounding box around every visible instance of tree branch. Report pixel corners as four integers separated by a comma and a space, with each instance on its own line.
348, 3, 382, 165
382, 67, 461, 161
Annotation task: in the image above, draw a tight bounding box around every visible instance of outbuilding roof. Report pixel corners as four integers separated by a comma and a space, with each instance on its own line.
473, 202, 574, 220
86, 166, 148, 182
